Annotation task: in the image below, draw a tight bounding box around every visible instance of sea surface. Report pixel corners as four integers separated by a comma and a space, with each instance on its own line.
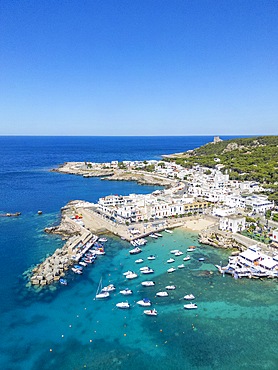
0, 136, 277, 370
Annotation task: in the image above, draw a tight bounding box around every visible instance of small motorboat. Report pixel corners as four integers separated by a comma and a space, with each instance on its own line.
79, 261, 87, 267
147, 255, 156, 260
187, 246, 196, 252
175, 251, 183, 256
129, 247, 142, 255
99, 238, 107, 242
165, 229, 173, 234
101, 284, 116, 292
116, 302, 130, 309
120, 288, 133, 295
141, 281, 155, 287
137, 298, 151, 306
154, 233, 162, 237
59, 278, 68, 286
149, 234, 158, 239
167, 258, 175, 263
140, 266, 150, 271
184, 294, 195, 300
135, 258, 144, 264
165, 285, 176, 290
178, 264, 185, 269
184, 303, 198, 309
126, 272, 138, 279
199, 257, 205, 262
183, 256, 191, 261
144, 309, 158, 316
156, 291, 168, 297
71, 267, 82, 274
141, 268, 154, 274
167, 267, 176, 273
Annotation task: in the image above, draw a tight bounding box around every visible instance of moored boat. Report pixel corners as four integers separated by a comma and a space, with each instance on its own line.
95, 277, 110, 299
126, 272, 138, 279
135, 258, 144, 263
141, 281, 155, 287
156, 291, 168, 297
101, 284, 116, 292
167, 258, 175, 263
141, 268, 154, 274
170, 250, 179, 254
144, 309, 158, 316
99, 238, 107, 242
165, 229, 173, 234
137, 298, 151, 306
120, 288, 133, 295
184, 294, 195, 300
116, 302, 130, 309
147, 255, 156, 260
178, 264, 185, 269
175, 251, 183, 256
183, 256, 191, 261
167, 267, 176, 273
184, 303, 198, 309
187, 246, 196, 252
59, 278, 68, 285
165, 285, 176, 290
129, 247, 142, 255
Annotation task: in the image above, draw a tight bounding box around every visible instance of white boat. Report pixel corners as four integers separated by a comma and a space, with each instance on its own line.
101, 284, 116, 292
120, 288, 133, 295
116, 302, 130, 309
144, 309, 158, 316
154, 233, 162, 237
156, 291, 168, 297
147, 255, 156, 260
99, 238, 107, 242
184, 294, 195, 300
71, 267, 82, 274
137, 298, 151, 306
183, 256, 191, 261
135, 258, 144, 264
95, 277, 110, 299
175, 251, 183, 256
140, 266, 150, 271
184, 303, 198, 309
141, 281, 155, 287
129, 247, 142, 255
165, 285, 176, 290
126, 272, 138, 279
79, 261, 87, 267
167, 258, 175, 263
178, 264, 185, 269
149, 234, 158, 239
123, 270, 133, 276
170, 250, 179, 254
167, 267, 176, 273
165, 229, 173, 234
187, 246, 196, 252
141, 268, 154, 274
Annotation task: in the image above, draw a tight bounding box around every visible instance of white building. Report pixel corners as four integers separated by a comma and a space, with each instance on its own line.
219, 215, 246, 233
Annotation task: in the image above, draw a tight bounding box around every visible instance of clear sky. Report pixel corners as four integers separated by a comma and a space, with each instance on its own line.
0, 0, 277, 136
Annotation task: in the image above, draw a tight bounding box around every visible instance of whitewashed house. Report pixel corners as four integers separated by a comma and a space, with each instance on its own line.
219, 215, 246, 233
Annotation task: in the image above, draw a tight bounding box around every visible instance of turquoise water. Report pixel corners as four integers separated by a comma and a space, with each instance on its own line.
0, 136, 277, 369
1, 229, 277, 370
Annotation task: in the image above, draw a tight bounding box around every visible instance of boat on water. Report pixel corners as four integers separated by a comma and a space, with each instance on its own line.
120, 288, 133, 295
144, 309, 158, 316
165, 285, 176, 290
183, 256, 191, 261
147, 255, 156, 260
167, 258, 175, 263
149, 234, 158, 239
126, 272, 138, 279
79, 261, 87, 267
129, 247, 142, 255
137, 298, 151, 306
156, 291, 168, 297
175, 251, 183, 256
99, 238, 107, 242
123, 270, 133, 276
59, 278, 68, 285
178, 264, 185, 269
116, 302, 130, 309
140, 266, 150, 271
199, 257, 205, 262
141, 281, 155, 287
184, 303, 198, 309
167, 267, 176, 273
135, 258, 144, 263
184, 294, 195, 300
187, 246, 196, 252
101, 284, 116, 292
95, 277, 110, 299
170, 250, 179, 254
154, 233, 162, 237
141, 268, 154, 274
165, 229, 173, 234
71, 267, 82, 274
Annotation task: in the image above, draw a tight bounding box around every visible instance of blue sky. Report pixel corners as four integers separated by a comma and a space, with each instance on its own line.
0, 0, 277, 135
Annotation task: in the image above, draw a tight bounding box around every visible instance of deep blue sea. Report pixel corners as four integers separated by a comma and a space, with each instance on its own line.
0, 136, 277, 370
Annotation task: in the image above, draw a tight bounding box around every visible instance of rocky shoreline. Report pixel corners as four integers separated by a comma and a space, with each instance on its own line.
198, 230, 245, 252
